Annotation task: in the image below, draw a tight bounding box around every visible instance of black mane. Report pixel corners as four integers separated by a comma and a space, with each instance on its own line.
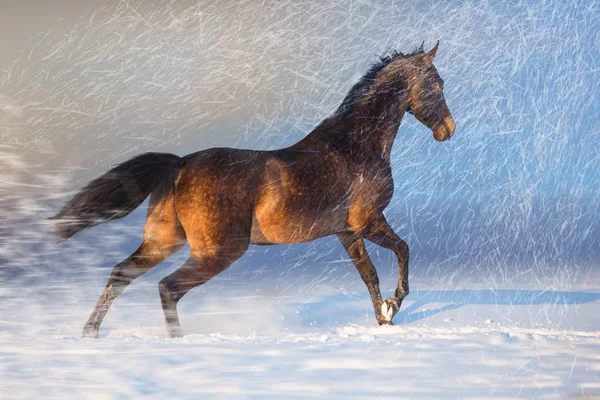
335, 47, 424, 116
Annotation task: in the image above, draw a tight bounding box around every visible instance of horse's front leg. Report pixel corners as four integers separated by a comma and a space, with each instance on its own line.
362, 215, 409, 324
337, 233, 391, 325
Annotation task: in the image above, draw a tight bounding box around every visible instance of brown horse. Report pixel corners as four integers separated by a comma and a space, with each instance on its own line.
53, 42, 455, 338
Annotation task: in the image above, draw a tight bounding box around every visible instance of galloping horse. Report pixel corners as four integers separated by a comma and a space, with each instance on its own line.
53, 42, 455, 338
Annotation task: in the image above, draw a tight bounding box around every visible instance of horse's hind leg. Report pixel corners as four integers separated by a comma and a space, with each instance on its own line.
158, 248, 246, 338
82, 194, 185, 338
81, 244, 172, 337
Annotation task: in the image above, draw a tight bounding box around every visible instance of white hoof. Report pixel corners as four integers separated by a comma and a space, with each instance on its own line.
381, 302, 393, 322
380, 298, 399, 323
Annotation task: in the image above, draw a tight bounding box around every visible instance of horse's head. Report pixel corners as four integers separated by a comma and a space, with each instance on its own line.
405, 42, 455, 141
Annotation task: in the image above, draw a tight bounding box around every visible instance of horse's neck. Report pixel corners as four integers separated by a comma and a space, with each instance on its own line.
298, 102, 406, 163
293, 67, 411, 161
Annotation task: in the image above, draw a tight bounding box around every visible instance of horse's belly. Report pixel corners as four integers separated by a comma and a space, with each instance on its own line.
250, 194, 346, 245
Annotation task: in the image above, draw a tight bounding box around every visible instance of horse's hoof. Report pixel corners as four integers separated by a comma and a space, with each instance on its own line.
81, 327, 99, 338
380, 298, 399, 323
168, 328, 184, 338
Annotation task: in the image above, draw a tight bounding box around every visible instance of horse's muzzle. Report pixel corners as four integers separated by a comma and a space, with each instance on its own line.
433, 114, 456, 141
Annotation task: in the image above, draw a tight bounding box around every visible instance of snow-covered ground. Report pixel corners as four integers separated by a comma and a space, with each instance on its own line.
2, 269, 599, 399
1, 0, 599, 398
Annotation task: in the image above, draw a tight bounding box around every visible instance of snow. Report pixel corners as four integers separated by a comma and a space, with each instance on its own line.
1, 274, 599, 399
4, 331, 599, 399
1, 0, 599, 398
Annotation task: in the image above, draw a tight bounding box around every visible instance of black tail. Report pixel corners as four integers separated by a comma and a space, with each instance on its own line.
51, 152, 185, 241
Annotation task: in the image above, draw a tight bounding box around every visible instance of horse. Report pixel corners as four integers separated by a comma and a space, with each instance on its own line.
52, 42, 455, 338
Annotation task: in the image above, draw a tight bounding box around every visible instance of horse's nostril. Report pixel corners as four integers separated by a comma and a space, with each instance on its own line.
433, 126, 447, 141
433, 115, 455, 141
444, 115, 456, 138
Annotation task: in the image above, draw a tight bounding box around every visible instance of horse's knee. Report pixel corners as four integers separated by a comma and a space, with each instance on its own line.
396, 240, 409, 258
345, 239, 368, 261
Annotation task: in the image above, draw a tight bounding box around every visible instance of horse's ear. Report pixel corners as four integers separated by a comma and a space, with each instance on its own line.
418, 41, 425, 52
423, 40, 439, 65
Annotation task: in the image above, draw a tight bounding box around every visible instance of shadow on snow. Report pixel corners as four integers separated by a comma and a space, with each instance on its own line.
291, 289, 600, 326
